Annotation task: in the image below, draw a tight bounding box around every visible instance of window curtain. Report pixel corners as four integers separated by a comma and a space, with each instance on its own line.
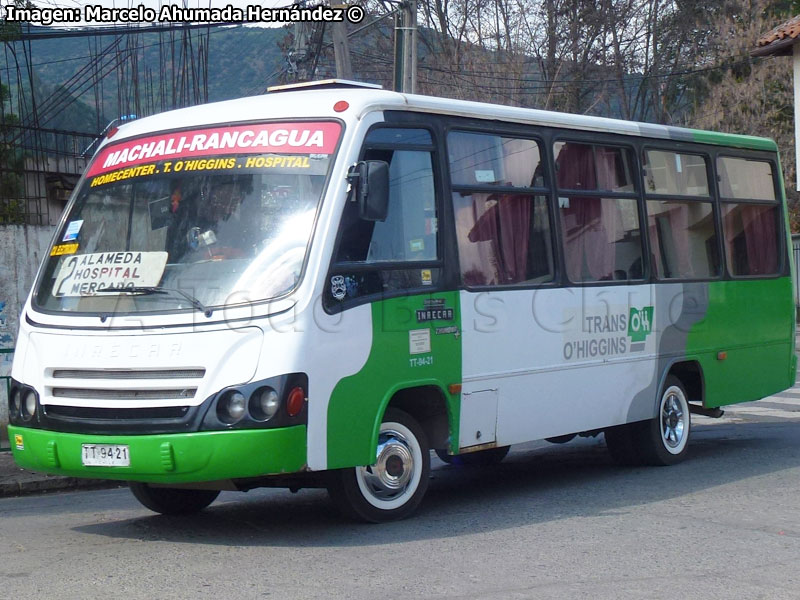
467, 194, 531, 283
557, 144, 620, 281
649, 203, 691, 278
742, 205, 777, 275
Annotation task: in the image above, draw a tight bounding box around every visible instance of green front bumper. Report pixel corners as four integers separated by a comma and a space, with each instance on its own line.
8, 425, 307, 484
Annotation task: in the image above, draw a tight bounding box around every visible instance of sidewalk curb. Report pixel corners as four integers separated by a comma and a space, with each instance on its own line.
0, 475, 123, 498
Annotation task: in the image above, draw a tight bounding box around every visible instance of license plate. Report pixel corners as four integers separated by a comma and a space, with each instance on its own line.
81, 444, 130, 467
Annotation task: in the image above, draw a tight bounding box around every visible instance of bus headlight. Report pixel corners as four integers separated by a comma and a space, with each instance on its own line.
250, 387, 280, 421
217, 390, 247, 424
21, 390, 37, 422
200, 373, 308, 431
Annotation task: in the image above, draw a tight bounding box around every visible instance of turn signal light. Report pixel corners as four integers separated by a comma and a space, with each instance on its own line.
286, 386, 306, 417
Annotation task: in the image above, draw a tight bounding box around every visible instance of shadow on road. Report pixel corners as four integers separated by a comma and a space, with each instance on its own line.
73, 420, 800, 547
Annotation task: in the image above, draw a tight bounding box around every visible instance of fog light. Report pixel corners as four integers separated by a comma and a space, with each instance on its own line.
250, 387, 279, 421
21, 390, 37, 422
217, 390, 247, 424
286, 386, 305, 417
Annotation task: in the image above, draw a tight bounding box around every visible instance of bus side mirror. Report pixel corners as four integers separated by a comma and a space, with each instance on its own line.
349, 160, 389, 221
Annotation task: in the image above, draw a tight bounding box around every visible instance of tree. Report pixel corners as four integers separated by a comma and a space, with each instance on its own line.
0, 2, 24, 223
689, 0, 799, 229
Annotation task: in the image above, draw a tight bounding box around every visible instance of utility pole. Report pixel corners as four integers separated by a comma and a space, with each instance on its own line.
393, 0, 417, 93
331, 21, 353, 80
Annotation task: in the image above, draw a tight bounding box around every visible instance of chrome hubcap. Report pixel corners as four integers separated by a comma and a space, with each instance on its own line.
357, 429, 415, 501
661, 392, 685, 449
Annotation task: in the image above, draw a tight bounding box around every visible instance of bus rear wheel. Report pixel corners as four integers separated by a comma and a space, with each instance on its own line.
605, 375, 691, 467
327, 408, 430, 523
129, 482, 220, 515
646, 375, 691, 465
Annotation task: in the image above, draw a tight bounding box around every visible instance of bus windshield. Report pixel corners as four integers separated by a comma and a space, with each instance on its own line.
34, 121, 341, 315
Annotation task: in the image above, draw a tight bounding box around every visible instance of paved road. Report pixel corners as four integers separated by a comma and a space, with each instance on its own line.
3, 386, 800, 599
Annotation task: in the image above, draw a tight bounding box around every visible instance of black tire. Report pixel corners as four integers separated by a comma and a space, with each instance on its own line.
604, 423, 645, 466
129, 482, 220, 515
434, 445, 510, 466
605, 375, 691, 467
327, 408, 430, 523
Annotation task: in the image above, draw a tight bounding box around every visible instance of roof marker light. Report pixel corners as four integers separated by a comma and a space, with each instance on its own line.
334, 100, 349, 113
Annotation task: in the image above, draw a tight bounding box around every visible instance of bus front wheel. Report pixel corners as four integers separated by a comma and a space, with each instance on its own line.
327, 408, 430, 523
129, 482, 220, 515
605, 375, 691, 467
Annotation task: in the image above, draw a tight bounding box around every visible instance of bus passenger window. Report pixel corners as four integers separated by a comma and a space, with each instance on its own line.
453, 192, 552, 286
555, 142, 643, 282
718, 157, 780, 277
644, 150, 709, 197
449, 131, 553, 287
647, 200, 720, 279
721, 203, 780, 276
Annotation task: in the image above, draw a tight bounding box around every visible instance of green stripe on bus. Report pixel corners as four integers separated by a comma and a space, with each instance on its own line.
686, 277, 795, 407
690, 129, 778, 152
326, 292, 462, 469
8, 425, 307, 483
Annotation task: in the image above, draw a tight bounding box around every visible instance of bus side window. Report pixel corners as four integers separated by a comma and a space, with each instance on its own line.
555, 142, 643, 283
717, 156, 780, 277
449, 131, 554, 287
326, 128, 440, 308
336, 148, 437, 264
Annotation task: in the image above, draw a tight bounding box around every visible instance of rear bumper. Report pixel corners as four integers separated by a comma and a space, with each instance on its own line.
8, 425, 307, 484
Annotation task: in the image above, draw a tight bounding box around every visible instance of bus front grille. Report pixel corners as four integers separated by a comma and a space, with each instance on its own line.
52, 388, 197, 400
44, 405, 190, 420
52, 368, 205, 380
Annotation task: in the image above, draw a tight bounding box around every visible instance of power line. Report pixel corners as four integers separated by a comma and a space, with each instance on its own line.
0, 24, 232, 73
13, 21, 239, 41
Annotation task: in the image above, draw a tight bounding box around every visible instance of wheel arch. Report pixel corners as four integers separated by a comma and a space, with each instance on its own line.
668, 359, 704, 403
370, 382, 456, 458
657, 358, 704, 411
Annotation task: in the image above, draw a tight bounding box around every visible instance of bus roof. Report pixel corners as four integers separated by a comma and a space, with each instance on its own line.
107, 86, 778, 153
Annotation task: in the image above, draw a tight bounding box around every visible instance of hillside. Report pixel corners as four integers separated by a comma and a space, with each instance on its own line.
2, 25, 292, 134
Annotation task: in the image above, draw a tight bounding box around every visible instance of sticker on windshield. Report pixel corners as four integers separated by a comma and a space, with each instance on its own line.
50, 243, 78, 256
52, 251, 168, 297
62, 220, 83, 241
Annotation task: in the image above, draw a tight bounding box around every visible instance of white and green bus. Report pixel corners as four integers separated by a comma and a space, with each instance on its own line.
7, 80, 796, 521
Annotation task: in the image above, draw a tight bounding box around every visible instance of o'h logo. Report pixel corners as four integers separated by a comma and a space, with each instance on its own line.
628, 306, 654, 343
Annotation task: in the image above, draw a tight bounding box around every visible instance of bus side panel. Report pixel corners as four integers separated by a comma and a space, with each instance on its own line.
461, 286, 662, 447
325, 292, 462, 469
687, 278, 794, 408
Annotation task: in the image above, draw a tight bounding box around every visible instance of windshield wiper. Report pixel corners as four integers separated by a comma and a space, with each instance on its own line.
96, 286, 213, 318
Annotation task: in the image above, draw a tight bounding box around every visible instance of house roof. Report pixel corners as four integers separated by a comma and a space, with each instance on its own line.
752, 14, 800, 57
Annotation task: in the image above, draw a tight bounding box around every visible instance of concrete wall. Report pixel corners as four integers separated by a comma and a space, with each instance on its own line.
0, 225, 56, 427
